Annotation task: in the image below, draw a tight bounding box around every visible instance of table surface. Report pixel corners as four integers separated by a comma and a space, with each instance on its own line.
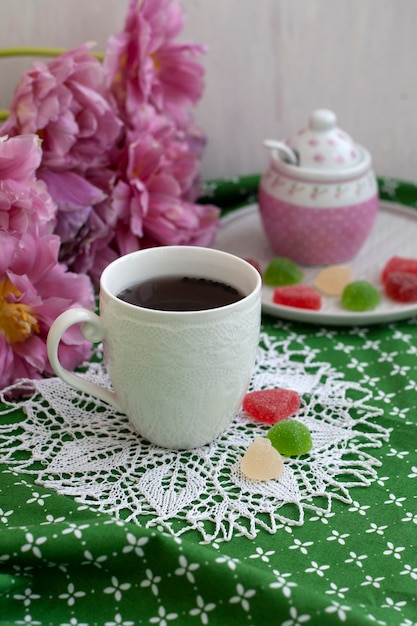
0, 176, 416, 626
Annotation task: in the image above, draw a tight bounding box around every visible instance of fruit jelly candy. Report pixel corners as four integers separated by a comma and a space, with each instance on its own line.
240, 437, 284, 481
243, 388, 301, 425
266, 419, 312, 457
381, 256, 417, 283
263, 257, 303, 287
314, 264, 352, 296
273, 284, 322, 310
385, 271, 417, 303
341, 280, 381, 311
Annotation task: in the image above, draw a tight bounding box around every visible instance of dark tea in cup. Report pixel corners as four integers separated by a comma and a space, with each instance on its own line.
117, 275, 244, 311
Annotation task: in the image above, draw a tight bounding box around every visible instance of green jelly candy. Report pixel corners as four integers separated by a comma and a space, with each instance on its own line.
266, 419, 312, 457
341, 280, 381, 312
263, 257, 304, 287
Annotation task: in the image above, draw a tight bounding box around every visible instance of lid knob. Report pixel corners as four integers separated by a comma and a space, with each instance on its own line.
309, 109, 337, 133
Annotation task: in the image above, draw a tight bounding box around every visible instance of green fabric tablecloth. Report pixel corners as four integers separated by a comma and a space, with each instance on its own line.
0, 176, 416, 625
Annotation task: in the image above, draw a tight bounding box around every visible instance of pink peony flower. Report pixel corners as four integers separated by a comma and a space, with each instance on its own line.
104, 0, 206, 126
0, 44, 125, 279
0, 134, 56, 235
109, 114, 219, 254
1, 44, 123, 173
143, 195, 220, 248
0, 230, 94, 387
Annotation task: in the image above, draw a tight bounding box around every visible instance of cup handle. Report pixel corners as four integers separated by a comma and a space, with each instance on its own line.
47, 308, 121, 411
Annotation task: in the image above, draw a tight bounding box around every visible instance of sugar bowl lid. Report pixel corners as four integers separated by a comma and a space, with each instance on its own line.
265, 109, 362, 170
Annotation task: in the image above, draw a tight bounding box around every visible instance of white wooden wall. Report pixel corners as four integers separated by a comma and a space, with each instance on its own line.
1, 0, 417, 183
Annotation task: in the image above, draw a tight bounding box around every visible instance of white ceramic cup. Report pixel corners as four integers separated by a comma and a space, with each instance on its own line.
47, 246, 261, 449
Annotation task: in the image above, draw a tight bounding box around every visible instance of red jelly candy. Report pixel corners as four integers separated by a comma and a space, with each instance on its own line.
273, 285, 321, 310
243, 389, 301, 425
381, 256, 417, 283
385, 271, 417, 303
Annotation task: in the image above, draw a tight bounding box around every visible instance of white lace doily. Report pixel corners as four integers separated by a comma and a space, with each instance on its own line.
0, 331, 389, 542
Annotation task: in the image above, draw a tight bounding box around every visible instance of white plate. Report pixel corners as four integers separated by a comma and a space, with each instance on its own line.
214, 201, 417, 325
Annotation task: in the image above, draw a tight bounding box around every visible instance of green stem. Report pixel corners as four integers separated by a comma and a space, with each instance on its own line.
0, 47, 104, 60
0, 110, 9, 121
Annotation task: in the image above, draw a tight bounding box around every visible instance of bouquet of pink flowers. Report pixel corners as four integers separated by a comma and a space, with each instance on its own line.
0, 0, 219, 388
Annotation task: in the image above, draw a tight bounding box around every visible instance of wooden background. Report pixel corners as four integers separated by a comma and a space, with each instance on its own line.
1, 0, 416, 183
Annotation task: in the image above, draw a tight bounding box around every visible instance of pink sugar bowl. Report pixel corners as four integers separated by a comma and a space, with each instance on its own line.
258, 109, 378, 265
